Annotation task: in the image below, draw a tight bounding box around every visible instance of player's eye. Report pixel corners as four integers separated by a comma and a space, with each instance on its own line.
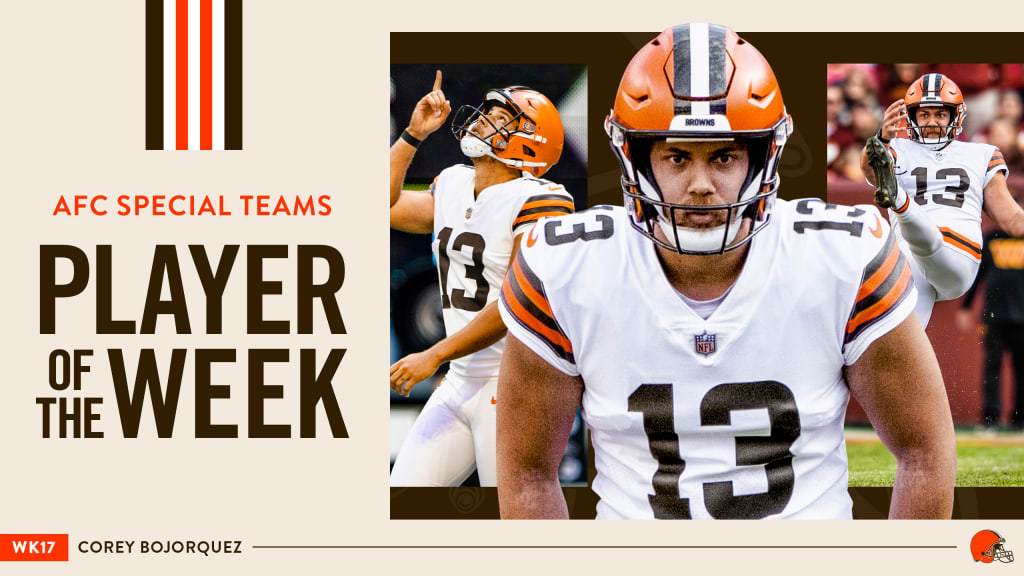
713, 152, 737, 165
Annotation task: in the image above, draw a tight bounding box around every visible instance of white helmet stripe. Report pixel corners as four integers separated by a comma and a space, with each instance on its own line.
690, 23, 711, 115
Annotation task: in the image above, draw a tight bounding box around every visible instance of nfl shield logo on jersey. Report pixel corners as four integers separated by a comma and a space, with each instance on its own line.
465, 207, 473, 220
695, 331, 716, 356
935, 152, 944, 162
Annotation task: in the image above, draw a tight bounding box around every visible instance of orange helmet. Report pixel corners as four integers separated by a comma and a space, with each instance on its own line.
904, 73, 966, 149
606, 23, 792, 254
450, 86, 564, 178
971, 530, 1014, 563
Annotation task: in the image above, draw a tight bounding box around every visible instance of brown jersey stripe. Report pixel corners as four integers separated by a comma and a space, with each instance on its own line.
508, 257, 560, 332
845, 256, 913, 343
853, 248, 908, 317
514, 210, 573, 228
856, 240, 901, 304
857, 227, 898, 289
939, 227, 982, 257
519, 199, 575, 212
501, 282, 575, 363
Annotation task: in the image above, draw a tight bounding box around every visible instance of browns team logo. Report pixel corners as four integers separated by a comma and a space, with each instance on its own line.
146, 0, 243, 150
695, 331, 716, 356
971, 530, 1014, 563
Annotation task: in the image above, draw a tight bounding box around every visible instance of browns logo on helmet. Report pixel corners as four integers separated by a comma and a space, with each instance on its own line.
971, 530, 1014, 563
904, 73, 966, 149
605, 23, 792, 254
450, 87, 564, 178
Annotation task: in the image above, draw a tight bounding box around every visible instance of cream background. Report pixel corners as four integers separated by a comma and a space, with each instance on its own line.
0, 0, 1020, 574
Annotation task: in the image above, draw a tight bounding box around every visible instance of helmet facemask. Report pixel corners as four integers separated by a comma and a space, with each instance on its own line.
450, 88, 548, 174
607, 115, 789, 255
906, 102, 964, 150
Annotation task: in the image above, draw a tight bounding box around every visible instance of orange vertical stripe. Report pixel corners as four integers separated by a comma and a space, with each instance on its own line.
176, 0, 188, 150
847, 264, 912, 334
856, 245, 900, 302
201, 0, 212, 149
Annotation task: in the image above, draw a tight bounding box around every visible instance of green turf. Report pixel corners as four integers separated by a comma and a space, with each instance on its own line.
847, 442, 1024, 487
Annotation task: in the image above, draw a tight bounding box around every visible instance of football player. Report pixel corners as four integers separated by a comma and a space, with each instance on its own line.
861, 73, 1024, 326
496, 24, 955, 519
389, 71, 574, 486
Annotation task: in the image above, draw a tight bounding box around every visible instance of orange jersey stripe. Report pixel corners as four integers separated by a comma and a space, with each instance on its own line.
511, 257, 555, 317
856, 243, 901, 303
847, 262, 912, 335
501, 281, 573, 353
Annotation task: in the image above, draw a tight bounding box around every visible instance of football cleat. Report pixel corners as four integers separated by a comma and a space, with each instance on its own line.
865, 136, 898, 209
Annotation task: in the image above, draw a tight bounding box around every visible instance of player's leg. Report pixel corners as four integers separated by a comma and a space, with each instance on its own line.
902, 244, 938, 327
981, 322, 1007, 427
467, 377, 499, 487
390, 379, 477, 487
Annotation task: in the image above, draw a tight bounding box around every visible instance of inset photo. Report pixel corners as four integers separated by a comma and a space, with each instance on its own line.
826, 64, 1024, 487
389, 64, 588, 488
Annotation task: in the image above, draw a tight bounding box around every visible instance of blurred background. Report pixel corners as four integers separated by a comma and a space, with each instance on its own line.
389, 64, 590, 486
826, 63, 1024, 431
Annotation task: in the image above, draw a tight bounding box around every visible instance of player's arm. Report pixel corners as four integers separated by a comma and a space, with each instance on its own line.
496, 334, 583, 519
860, 99, 906, 185
982, 171, 1024, 237
390, 70, 451, 234
389, 234, 525, 396
844, 314, 956, 519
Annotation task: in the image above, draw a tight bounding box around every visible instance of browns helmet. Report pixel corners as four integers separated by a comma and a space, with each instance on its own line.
904, 73, 965, 149
971, 530, 1014, 563
451, 87, 564, 178
606, 23, 792, 254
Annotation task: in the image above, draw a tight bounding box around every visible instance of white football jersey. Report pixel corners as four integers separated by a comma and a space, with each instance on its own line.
888, 138, 1006, 262
431, 164, 574, 380
499, 200, 917, 519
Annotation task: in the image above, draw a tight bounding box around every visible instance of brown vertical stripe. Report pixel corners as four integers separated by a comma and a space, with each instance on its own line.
145, 0, 163, 150
225, 0, 242, 150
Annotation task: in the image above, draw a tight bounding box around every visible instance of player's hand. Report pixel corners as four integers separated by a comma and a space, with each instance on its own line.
880, 99, 907, 141
390, 349, 442, 397
406, 70, 451, 141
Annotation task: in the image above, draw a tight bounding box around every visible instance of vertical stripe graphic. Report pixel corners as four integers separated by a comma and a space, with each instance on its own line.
144, 0, 163, 149
146, 0, 241, 150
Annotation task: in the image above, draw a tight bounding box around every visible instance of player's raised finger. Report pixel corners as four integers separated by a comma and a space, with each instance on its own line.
432, 70, 442, 92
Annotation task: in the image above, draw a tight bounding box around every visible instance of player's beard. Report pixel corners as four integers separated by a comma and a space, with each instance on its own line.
671, 203, 732, 229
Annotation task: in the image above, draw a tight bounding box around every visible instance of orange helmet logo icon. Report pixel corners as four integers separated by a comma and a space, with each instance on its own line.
971, 530, 1014, 563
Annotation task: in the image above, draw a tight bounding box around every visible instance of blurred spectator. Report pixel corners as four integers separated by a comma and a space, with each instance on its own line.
841, 66, 877, 108
827, 83, 846, 177
829, 100, 879, 182
981, 118, 1024, 176
933, 64, 1000, 137
997, 89, 1023, 127
957, 228, 1024, 430
877, 63, 926, 106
